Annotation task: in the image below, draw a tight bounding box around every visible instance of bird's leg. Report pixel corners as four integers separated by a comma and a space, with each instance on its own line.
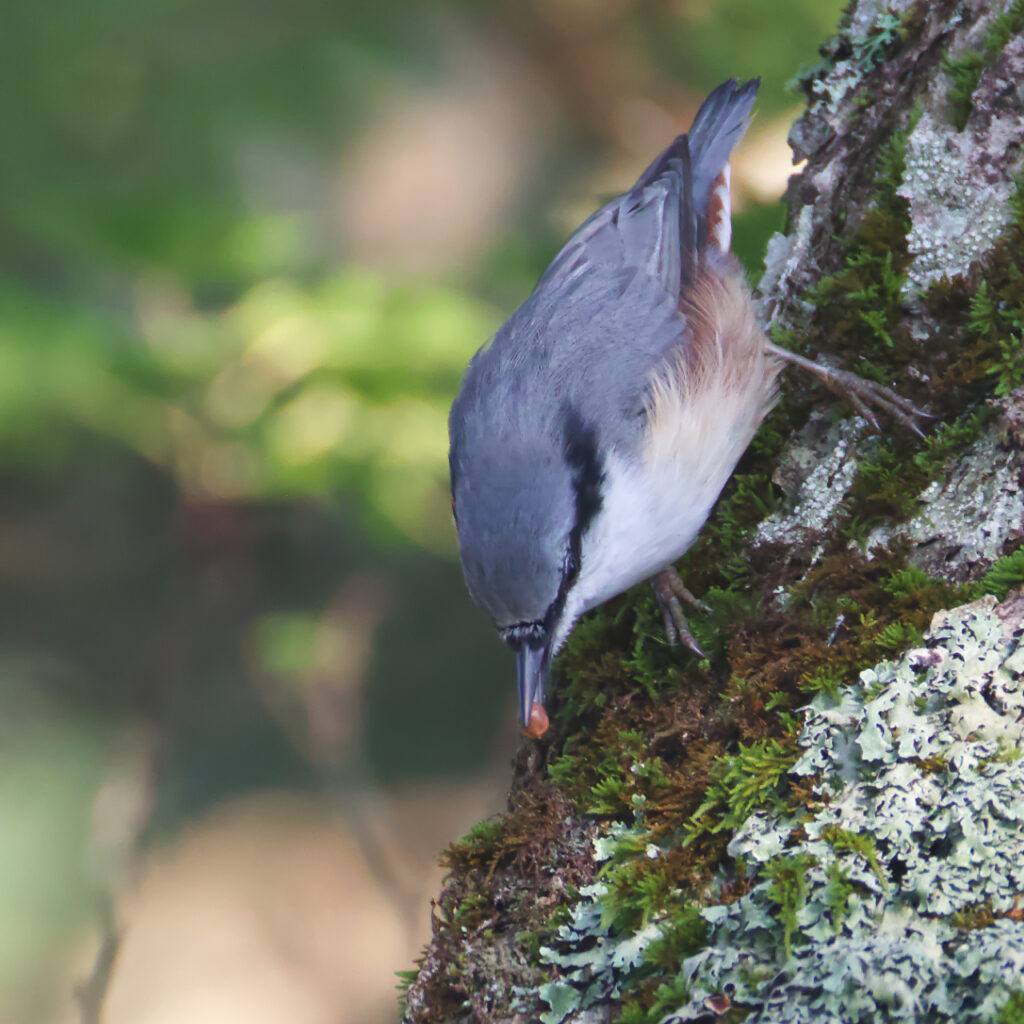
764, 341, 931, 437
652, 566, 707, 657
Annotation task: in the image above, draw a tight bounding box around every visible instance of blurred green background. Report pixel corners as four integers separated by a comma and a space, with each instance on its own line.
0, 0, 842, 1020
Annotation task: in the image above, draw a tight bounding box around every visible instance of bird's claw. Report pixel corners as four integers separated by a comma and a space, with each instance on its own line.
765, 341, 933, 437
652, 567, 706, 657
825, 367, 932, 439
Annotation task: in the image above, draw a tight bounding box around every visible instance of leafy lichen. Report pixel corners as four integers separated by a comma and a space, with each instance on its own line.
541, 599, 1024, 1024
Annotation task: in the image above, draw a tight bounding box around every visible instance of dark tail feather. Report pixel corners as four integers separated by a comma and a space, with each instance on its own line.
623, 78, 758, 288
631, 78, 758, 197
688, 78, 758, 221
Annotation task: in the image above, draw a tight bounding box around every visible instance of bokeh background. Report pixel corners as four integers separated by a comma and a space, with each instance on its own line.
1, 1, 843, 1021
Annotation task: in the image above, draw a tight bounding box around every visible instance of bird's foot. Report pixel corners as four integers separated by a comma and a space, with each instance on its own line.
765, 342, 932, 438
651, 566, 707, 657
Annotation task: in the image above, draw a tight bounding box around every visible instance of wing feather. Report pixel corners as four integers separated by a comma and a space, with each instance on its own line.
462, 80, 760, 460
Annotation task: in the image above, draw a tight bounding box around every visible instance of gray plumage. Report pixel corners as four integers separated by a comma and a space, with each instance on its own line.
449, 78, 760, 639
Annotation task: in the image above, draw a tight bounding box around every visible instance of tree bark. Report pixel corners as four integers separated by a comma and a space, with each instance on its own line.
403, 1, 1024, 1021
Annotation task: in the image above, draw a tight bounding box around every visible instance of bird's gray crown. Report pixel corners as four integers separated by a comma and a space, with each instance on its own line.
449, 371, 603, 635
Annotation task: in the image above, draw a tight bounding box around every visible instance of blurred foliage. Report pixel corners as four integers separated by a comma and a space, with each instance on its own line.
668, 0, 844, 108
2, 270, 498, 549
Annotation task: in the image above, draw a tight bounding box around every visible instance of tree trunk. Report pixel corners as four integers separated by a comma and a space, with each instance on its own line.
403, 1, 1024, 1021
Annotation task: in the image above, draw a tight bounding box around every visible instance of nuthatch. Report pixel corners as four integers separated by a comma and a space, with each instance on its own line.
448, 79, 923, 736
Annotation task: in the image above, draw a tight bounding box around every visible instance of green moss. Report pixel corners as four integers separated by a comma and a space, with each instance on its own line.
764, 853, 816, 958
599, 861, 674, 933
951, 901, 998, 932
944, 52, 986, 131
973, 546, 1024, 600
882, 564, 934, 598
590, 742, 671, 817
820, 825, 887, 888
785, 548, 970, 678
823, 861, 856, 932
837, 407, 992, 541
686, 736, 799, 842
874, 618, 924, 652
618, 987, 683, 1024
549, 729, 674, 818
1000, 991, 1024, 1024
449, 891, 490, 927
402, 773, 606, 1020
396, 968, 419, 1016
642, 907, 711, 969
799, 664, 846, 697
959, 271, 1024, 397
803, 112, 918, 383
443, 817, 509, 877
459, 817, 504, 849
912, 406, 995, 475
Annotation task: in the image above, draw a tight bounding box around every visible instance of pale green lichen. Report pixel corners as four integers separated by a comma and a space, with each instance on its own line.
791, 7, 907, 115
863, 426, 1024, 578
537, 827, 666, 1024
755, 415, 869, 550
898, 112, 1021, 294
845, 0, 913, 39
539, 597, 1024, 1024
667, 598, 1024, 1022
897, 1, 1024, 295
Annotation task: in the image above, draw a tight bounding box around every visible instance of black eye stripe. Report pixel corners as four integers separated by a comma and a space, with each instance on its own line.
501, 621, 547, 648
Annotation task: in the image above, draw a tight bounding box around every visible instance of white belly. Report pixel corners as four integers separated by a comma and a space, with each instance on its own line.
573, 450, 721, 614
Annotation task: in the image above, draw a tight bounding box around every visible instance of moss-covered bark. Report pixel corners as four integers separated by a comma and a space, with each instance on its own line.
403, 1, 1024, 1021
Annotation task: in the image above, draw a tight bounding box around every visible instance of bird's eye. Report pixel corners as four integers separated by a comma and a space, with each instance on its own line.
500, 621, 546, 647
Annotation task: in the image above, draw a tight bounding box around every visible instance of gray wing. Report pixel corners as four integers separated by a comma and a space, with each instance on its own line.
481, 78, 760, 453
541, 77, 758, 304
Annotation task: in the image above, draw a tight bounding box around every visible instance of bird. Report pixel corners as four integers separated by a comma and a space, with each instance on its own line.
448, 78, 922, 737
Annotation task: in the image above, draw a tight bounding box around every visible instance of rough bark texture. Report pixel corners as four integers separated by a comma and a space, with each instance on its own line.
403, 1, 1024, 1021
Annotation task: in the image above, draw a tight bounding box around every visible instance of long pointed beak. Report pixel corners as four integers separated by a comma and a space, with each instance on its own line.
516, 642, 551, 728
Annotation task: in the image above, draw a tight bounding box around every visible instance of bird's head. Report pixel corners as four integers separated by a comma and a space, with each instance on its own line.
449, 399, 604, 730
